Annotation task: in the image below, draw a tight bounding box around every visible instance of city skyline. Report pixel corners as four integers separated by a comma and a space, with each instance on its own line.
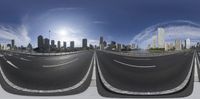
1, 0, 200, 48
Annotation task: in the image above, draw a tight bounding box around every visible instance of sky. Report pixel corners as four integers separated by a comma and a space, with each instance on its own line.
1, 0, 200, 48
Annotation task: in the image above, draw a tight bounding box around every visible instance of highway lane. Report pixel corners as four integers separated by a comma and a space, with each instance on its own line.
96, 50, 194, 96
195, 50, 200, 81
0, 50, 94, 95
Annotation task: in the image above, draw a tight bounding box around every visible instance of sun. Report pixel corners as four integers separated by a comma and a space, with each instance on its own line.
58, 28, 68, 36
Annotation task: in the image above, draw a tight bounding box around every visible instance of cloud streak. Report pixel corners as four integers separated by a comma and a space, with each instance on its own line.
0, 24, 31, 46
130, 20, 200, 49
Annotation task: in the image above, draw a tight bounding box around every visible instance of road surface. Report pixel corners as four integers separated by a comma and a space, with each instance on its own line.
0, 51, 94, 96
96, 50, 194, 97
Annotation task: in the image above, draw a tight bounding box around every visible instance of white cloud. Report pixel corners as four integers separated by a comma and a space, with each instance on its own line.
130, 20, 200, 49
88, 39, 99, 46
0, 24, 31, 47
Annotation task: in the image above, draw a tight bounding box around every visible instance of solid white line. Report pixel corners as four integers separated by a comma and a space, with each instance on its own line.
124, 57, 152, 60
194, 55, 199, 82
96, 51, 195, 95
113, 59, 156, 68
6, 61, 19, 69
43, 58, 79, 68
20, 57, 31, 61
0, 52, 94, 93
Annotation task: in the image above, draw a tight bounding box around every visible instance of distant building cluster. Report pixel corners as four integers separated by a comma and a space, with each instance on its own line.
0, 39, 32, 52
37, 35, 92, 52
149, 27, 191, 51
37, 35, 77, 52
98, 36, 138, 52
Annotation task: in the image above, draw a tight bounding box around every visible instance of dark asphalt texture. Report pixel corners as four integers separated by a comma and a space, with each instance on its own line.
0, 51, 94, 96
96, 50, 194, 92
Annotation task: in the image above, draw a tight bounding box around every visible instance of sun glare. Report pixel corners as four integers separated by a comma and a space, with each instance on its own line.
58, 29, 67, 36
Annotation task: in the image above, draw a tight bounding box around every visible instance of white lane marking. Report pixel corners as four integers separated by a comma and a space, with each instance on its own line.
123, 57, 152, 60
6, 61, 19, 69
43, 58, 79, 68
1, 56, 19, 69
20, 57, 31, 61
113, 59, 156, 68
7, 54, 12, 56
194, 55, 199, 82
96, 51, 195, 95
0, 54, 3, 57
0, 52, 95, 93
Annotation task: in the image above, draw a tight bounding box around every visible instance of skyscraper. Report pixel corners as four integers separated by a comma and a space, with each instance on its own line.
63, 41, 67, 49
103, 41, 107, 47
11, 39, 15, 49
157, 28, 165, 48
37, 35, 44, 51
57, 41, 61, 50
152, 35, 157, 48
51, 40, 55, 49
116, 43, 121, 51
110, 41, 116, 50
100, 36, 103, 44
44, 38, 50, 52
70, 41, 75, 49
82, 38, 87, 49
186, 38, 191, 49
99, 36, 104, 50
175, 40, 182, 50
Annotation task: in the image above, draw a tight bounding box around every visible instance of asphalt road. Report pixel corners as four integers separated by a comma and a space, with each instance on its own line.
0, 50, 94, 96
96, 50, 194, 96
195, 50, 200, 81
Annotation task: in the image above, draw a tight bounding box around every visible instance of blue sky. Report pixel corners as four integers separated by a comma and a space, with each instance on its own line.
0, 0, 200, 47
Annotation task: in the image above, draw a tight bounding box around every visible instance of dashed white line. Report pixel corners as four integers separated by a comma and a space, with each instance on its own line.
113, 59, 156, 68
20, 57, 31, 61
0, 52, 95, 93
43, 58, 79, 68
96, 51, 195, 95
6, 60, 19, 69
123, 57, 152, 60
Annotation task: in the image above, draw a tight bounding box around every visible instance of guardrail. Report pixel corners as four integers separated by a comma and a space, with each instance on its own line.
0, 50, 90, 56
100, 50, 192, 57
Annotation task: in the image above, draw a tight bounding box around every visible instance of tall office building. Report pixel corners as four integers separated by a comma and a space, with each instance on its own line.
157, 28, 165, 48
82, 38, 87, 49
11, 39, 15, 49
100, 36, 103, 44
70, 41, 75, 49
175, 40, 182, 50
185, 38, 191, 49
116, 43, 122, 51
37, 35, 44, 51
44, 38, 50, 52
63, 41, 67, 49
152, 35, 157, 48
51, 40, 55, 48
103, 41, 107, 47
57, 41, 61, 50
99, 36, 104, 50
110, 41, 116, 50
